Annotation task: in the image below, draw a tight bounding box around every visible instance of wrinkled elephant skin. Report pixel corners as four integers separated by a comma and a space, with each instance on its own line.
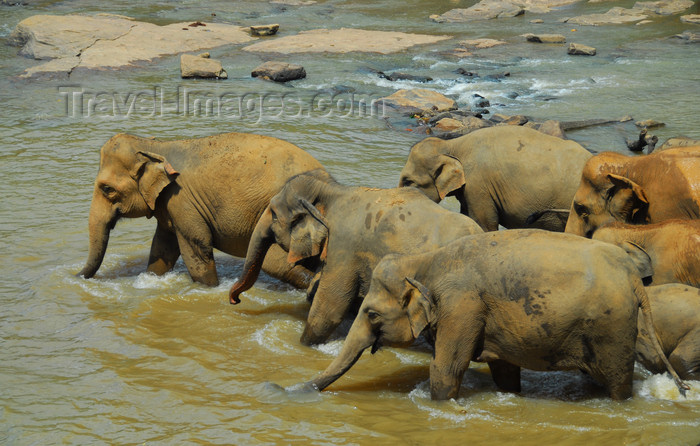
399, 126, 592, 232
309, 230, 687, 400
80, 132, 324, 288
566, 146, 700, 237
229, 173, 483, 345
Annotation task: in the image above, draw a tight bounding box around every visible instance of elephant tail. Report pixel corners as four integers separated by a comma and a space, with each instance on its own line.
635, 282, 689, 396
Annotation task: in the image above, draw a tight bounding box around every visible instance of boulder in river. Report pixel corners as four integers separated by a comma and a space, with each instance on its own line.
9, 14, 255, 78
680, 14, 700, 24
566, 7, 649, 25
250, 24, 280, 36
181, 53, 228, 79
523, 33, 566, 43
251, 61, 306, 82
567, 43, 596, 56
381, 89, 457, 115
243, 28, 450, 54
431, 0, 580, 22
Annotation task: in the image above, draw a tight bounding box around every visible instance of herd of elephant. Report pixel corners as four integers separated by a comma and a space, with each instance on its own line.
78, 125, 700, 401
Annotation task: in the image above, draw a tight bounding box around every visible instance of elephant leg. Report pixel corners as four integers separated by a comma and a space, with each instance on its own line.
430, 302, 485, 400
467, 199, 499, 232
669, 340, 700, 380
488, 360, 521, 393
300, 266, 359, 346
260, 243, 315, 289
175, 230, 218, 286
147, 225, 181, 275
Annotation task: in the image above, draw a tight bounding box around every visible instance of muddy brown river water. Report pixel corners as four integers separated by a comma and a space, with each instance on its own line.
1, 0, 699, 444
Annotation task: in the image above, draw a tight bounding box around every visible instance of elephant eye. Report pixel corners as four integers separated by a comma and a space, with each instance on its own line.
400, 176, 414, 187
574, 203, 589, 217
270, 210, 278, 222
367, 310, 381, 323
100, 184, 116, 196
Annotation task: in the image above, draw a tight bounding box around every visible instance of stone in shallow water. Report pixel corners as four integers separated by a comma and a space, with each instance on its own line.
243, 28, 451, 54
250, 24, 280, 36
567, 43, 596, 56
251, 61, 306, 82
180, 54, 227, 79
380, 89, 457, 115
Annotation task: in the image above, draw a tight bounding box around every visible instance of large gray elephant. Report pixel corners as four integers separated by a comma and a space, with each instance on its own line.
565, 146, 700, 237
228, 171, 483, 345
79, 132, 324, 287
398, 126, 592, 232
637, 284, 700, 380
307, 230, 687, 400
591, 219, 700, 287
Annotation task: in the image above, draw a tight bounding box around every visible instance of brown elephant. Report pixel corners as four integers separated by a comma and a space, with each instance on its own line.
565, 146, 700, 237
228, 171, 483, 345
591, 219, 700, 287
398, 126, 592, 232
637, 284, 700, 380
79, 132, 324, 287
307, 230, 687, 400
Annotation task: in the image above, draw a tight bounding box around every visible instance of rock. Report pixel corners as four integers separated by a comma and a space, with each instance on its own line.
459, 38, 507, 49
243, 28, 450, 54
379, 72, 433, 82
181, 53, 227, 79
251, 61, 306, 82
537, 120, 567, 138
673, 31, 700, 43
471, 94, 490, 108
568, 43, 596, 55
633, 0, 694, 15
456, 68, 479, 78
431, 0, 580, 22
503, 115, 528, 125
381, 89, 457, 115
658, 136, 700, 150
270, 0, 316, 4
566, 7, 648, 25
530, 18, 545, 23
9, 14, 255, 78
680, 14, 700, 24
434, 118, 465, 131
250, 24, 279, 36
636, 20, 654, 25
635, 119, 665, 129
431, 0, 525, 22
461, 116, 493, 131
524, 33, 566, 43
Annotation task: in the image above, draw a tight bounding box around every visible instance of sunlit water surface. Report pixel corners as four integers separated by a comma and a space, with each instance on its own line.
1, 0, 699, 444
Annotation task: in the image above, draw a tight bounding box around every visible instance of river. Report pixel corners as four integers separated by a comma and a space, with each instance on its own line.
1, 0, 699, 444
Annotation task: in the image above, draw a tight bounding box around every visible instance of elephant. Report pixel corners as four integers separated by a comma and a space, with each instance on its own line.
398, 126, 592, 232
591, 219, 700, 287
565, 146, 700, 237
79, 132, 325, 288
228, 171, 484, 345
637, 284, 700, 380
307, 229, 687, 400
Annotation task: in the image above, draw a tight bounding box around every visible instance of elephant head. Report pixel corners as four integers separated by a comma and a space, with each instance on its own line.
565, 166, 649, 237
229, 171, 331, 304
79, 134, 179, 278
398, 137, 465, 203
310, 255, 433, 391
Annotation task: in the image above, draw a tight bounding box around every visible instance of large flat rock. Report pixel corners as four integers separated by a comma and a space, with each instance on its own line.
431, 0, 580, 22
9, 14, 256, 77
243, 28, 451, 54
566, 1, 693, 26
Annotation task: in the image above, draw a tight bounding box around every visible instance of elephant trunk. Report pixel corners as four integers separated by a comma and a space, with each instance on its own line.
79, 196, 118, 278
229, 208, 275, 304
310, 314, 376, 391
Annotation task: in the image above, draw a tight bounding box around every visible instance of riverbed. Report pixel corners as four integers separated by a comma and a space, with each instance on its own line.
1, 0, 699, 444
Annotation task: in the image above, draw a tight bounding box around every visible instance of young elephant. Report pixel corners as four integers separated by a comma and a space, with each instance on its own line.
308, 230, 687, 400
637, 284, 700, 380
80, 132, 324, 288
591, 220, 700, 287
565, 146, 700, 237
398, 126, 592, 232
228, 171, 483, 345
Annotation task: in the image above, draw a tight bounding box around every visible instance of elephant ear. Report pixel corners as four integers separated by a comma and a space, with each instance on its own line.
135, 151, 180, 211
287, 198, 329, 264
434, 154, 466, 200
620, 240, 654, 282
605, 174, 649, 224
402, 277, 435, 339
